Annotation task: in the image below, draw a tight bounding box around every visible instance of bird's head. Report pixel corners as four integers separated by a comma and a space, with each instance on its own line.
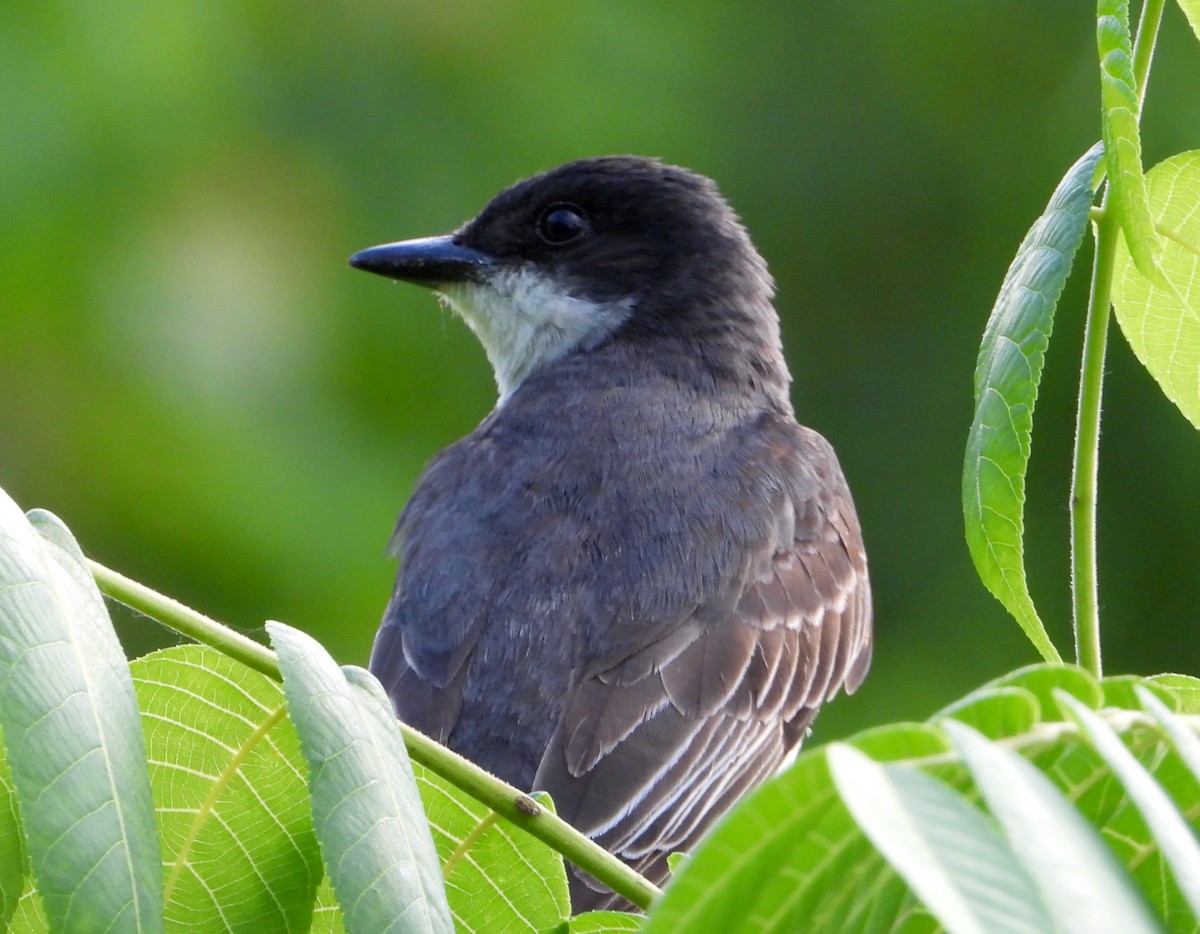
350, 156, 782, 403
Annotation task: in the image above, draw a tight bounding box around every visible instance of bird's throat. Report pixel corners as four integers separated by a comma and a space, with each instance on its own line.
439, 266, 633, 404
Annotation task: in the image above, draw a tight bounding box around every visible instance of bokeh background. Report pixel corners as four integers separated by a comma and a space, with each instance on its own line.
2, 3, 1198, 740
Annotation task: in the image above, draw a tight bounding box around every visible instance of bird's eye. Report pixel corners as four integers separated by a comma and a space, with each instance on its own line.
536, 204, 589, 245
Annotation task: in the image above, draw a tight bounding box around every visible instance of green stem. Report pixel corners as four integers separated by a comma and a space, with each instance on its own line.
1071, 208, 1116, 678
1130, 0, 1165, 110
1070, 0, 1165, 676
90, 559, 281, 679
89, 558, 661, 910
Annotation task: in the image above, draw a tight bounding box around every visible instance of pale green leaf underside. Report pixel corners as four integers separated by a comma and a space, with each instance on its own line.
1111, 151, 1200, 429
268, 622, 453, 934
963, 143, 1102, 663
130, 645, 323, 932
1098, 0, 1162, 278
829, 743, 1052, 934
0, 495, 163, 932
1057, 692, 1200, 921
944, 719, 1162, 933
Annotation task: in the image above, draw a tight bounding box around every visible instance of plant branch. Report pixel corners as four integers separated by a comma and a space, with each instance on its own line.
401, 715, 662, 909
90, 559, 281, 679
90, 558, 662, 910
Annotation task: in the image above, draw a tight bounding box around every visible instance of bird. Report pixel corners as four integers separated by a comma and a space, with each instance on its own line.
349, 156, 872, 911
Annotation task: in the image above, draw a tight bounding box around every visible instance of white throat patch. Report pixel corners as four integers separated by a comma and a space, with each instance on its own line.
439, 265, 634, 403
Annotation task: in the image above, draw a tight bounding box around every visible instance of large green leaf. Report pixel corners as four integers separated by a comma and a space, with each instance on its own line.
0, 497, 163, 932
963, 143, 1102, 663
129, 645, 323, 932
1111, 151, 1200, 429
267, 622, 453, 934
1097, 0, 1162, 278
414, 765, 569, 933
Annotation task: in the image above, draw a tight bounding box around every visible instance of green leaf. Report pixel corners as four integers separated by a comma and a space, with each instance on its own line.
267, 622, 453, 934
932, 686, 1039, 739
0, 741, 25, 930
1111, 151, 1200, 429
1097, 0, 1162, 278
1133, 682, 1200, 926
9, 883, 47, 932
943, 720, 1162, 934
1024, 704, 1197, 930
985, 665, 1183, 914
1178, 0, 1200, 40
1146, 673, 1200, 714
963, 143, 1102, 663
1056, 691, 1200, 921
990, 663, 1104, 715
129, 646, 323, 932
846, 722, 950, 761
415, 762, 570, 933
0, 498, 163, 932
567, 910, 643, 932
829, 743, 1053, 934
1100, 674, 1175, 711
311, 876, 348, 934
1136, 686, 1200, 794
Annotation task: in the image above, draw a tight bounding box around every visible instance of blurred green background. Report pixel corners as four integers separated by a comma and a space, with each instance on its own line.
2, 3, 1198, 741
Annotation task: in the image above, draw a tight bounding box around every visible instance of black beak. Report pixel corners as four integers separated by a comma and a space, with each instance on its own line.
348, 235, 495, 287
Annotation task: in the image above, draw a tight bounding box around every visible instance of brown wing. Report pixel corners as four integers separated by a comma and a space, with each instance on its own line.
532, 469, 872, 910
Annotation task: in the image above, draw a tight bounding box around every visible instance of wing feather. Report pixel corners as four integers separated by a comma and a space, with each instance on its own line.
659, 620, 760, 717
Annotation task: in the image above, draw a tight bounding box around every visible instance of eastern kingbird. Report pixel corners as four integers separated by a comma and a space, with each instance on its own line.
350, 156, 872, 910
